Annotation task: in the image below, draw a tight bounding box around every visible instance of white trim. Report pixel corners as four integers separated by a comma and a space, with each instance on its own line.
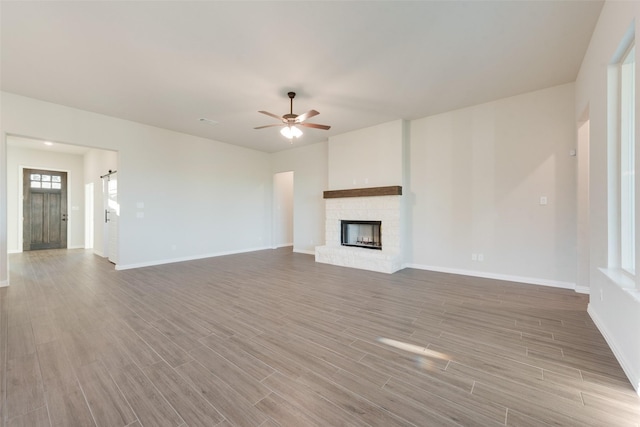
0, 280, 8, 288
115, 246, 271, 271
588, 304, 640, 396
293, 248, 315, 255
274, 243, 293, 249
10, 247, 83, 253
405, 263, 576, 290
575, 285, 590, 295
599, 267, 640, 302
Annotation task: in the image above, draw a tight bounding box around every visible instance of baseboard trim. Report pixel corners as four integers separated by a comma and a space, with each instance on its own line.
405, 263, 576, 291
115, 246, 272, 271
293, 248, 315, 255
10, 247, 88, 253
274, 243, 293, 249
588, 304, 640, 395
575, 285, 590, 295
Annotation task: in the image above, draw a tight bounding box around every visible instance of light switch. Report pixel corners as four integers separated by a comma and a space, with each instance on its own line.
540, 196, 548, 205
136, 212, 144, 219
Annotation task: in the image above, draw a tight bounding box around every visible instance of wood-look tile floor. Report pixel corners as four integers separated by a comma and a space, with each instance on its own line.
1, 248, 639, 426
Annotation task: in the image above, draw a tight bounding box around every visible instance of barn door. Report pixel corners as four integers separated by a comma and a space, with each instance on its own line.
23, 169, 68, 251
106, 172, 118, 264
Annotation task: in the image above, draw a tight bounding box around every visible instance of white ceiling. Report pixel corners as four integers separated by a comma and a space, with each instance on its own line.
1, 1, 603, 153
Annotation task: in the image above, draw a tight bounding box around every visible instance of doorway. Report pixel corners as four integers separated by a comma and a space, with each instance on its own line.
22, 168, 68, 251
577, 118, 590, 292
273, 171, 294, 248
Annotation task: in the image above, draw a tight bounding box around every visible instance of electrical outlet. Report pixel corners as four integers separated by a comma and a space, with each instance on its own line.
478, 254, 484, 262
472, 254, 478, 261
540, 196, 548, 205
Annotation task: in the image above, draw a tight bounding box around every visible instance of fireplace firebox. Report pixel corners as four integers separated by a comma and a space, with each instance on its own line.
341, 220, 382, 250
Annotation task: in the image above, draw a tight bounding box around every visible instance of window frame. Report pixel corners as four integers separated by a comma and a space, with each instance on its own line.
619, 43, 636, 277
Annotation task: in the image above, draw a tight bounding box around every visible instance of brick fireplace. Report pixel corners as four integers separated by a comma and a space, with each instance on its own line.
315, 186, 404, 273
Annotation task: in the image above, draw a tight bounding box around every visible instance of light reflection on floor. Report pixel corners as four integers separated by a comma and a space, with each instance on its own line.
377, 337, 451, 370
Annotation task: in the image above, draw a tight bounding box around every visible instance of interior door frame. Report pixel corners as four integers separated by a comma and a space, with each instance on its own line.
18, 165, 72, 252
576, 114, 591, 293
104, 171, 118, 264
272, 171, 294, 249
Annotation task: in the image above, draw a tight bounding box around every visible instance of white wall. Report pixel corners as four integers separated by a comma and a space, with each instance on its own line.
408, 83, 578, 288
0, 92, 272, 274
6, 143, 85, 252
575, 0, 640, 394
83, 148, 118, 257
271, 142, 328, 254
0, 132, 6, 284
328, 119, 404, 189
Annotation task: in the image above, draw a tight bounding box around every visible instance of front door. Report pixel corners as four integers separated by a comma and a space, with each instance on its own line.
23, 168, 68, 251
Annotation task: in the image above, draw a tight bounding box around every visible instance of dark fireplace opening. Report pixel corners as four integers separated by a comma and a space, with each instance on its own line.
341, 220, 382, 250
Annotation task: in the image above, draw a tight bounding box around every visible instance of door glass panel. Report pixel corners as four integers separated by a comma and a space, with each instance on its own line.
28, 172, 63, 191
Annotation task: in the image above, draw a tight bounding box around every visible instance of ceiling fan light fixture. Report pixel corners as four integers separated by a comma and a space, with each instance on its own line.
280, 125, 302, 139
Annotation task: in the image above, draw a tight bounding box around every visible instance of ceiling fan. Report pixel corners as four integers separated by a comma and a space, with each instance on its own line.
254, 92, 331, 139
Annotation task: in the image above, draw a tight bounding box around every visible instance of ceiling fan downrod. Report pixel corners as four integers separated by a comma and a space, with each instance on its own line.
287, 92, 296, 118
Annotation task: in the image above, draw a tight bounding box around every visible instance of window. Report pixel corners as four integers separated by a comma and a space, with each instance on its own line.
30, 173, 62, 190
620, 44, 635, 275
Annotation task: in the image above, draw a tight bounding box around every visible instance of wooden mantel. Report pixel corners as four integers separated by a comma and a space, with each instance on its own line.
323, 185, 402, 199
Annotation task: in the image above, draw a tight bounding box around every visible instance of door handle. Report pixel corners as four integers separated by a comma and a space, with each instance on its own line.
105, 209, 110, 223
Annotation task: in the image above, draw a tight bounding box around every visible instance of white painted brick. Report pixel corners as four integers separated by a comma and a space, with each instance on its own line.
319, 193, 404, 273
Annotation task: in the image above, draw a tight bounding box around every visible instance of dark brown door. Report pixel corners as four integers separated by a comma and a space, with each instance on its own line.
23, 169, 68, 251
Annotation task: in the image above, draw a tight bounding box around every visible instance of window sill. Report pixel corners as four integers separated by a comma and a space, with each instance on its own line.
599, 268, 640, 302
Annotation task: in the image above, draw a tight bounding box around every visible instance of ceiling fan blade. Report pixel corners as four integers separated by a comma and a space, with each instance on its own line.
258, 110, 284, 121
300, 122, 331, 130
295, 109, 319, 123
254, 123, 284, 130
